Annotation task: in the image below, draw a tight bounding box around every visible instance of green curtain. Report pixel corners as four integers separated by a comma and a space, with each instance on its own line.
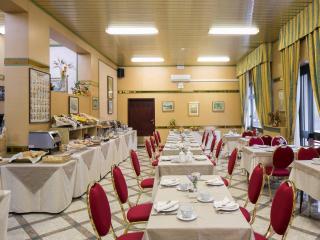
307, 29, 320, 113
238, 74, 247, 124
281, 41, 300, 143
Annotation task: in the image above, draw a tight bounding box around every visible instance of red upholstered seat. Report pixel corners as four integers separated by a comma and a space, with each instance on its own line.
240, 207, 251, 222
242, 131, 253, 137
152, 159, 158, 166
140, 178, 154, 188
265, 167, 290, 176
297, 147, 319, 160
112, 166, 129, 204
221, 177, 228, 186
261, 135, 272, 146
127, 203, 153, 222
215, 139, 223, 160
249, 137, 264, 146
271, 136, 287, 146
253, 232, 267, 240
117, 232, 144, 240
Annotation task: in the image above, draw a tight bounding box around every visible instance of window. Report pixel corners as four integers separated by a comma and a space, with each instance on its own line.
298, 64, 320, 146
245, 73, 261, 129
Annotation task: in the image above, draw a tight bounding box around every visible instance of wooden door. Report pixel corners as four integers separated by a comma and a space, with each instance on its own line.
128, 98, 155, 136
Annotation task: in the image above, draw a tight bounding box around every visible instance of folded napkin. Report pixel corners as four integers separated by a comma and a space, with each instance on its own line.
213, 197, 237, 209
194, 155, 207, 160
155, 201, 179, 212
206, 178, 224, 185
161, 178, 179, 185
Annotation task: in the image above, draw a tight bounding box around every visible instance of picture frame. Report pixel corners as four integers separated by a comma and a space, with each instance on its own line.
0, 86, 5, 101
69, 96, 79, 114
92, 97, 99, 110
212, 101, 225, 112
162, 101, 174, 112
29, 68, 51, 123
107, 76, 113, 99
188, 102, 199, 116
108, 99, 113, 114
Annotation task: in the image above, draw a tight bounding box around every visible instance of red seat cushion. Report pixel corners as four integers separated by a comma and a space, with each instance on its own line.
240, 207, 251, 222
265, 167, 290, 176
253, 232, 267, 240
152, 160, 158, 166
221, 177, 229, 186
127, 203, 153, 222
117, 231, 144, 240
140, 178, 154, 188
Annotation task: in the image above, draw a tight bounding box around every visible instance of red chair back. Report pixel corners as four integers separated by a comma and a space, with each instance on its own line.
248, 137, 264, 146
270, 180, 295, 236
111, 165, 128, 204
130, 150, 141, 177
204, 132, 210, 146
145, 139, 153, 159
252, 129, 257, 136
156, 131, 162, 143
248, 164, 264, 204
150, 136, 156, 153
261, 135, 272, 146
228, 148, 238, 175
153, 131, 160, 146
297, 147, 319, 160
209, 134, 217, 153
242, 131, 253, 137
271, 136, 287, 146
201, 131, 206, 143
273, 146, 294, 169
215, 139, 223, 159
87, 182, 112, 237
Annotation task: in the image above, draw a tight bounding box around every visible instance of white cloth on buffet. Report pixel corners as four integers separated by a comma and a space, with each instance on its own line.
0, 190, 10, 240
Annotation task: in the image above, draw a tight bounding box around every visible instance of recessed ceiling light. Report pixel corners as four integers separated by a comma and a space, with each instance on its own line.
0, 26, 5, 35
131, 57, 164, 63
209, 26, 259, 35
197, 56, 230, 62
106, 26, 158, 35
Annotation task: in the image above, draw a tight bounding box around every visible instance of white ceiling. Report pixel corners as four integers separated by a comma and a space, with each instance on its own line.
28, 1, 314, 65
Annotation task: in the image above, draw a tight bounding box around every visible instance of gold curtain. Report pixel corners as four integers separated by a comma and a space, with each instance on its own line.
238, 74, 247, 124
281, 42, 300, 143
307, 29, 320, 113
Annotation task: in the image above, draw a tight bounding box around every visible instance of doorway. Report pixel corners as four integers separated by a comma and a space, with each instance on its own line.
128, 98, 155, 137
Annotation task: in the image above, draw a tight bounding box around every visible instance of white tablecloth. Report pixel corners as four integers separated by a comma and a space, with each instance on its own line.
223, 134, 241, 155
0, 190, 10, 240
289, 160, 320, 200
1, 160, 76, 213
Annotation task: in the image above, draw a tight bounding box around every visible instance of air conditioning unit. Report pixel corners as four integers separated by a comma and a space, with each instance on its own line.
170, 74, 191, 82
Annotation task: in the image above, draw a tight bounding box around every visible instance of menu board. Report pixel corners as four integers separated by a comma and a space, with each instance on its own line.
29, 68, 51, 123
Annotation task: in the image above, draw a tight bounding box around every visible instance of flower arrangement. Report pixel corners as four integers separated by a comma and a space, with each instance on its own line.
169, 119, 176, 129
53, 58, 74, 91
71, 80, 90, 96
268, 111, 281, 127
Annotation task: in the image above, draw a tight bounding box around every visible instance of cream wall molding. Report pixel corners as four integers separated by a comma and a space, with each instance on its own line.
118, 90, 239, 94
4, 58, 49, 69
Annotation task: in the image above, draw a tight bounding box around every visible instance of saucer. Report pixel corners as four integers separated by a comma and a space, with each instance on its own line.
197, 196, 214, 203
176, 212, 197, 221
176, 185, 191, 191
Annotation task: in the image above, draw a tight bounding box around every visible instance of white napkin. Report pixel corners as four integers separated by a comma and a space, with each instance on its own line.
194, 155, 207, 160
160, 178, 179, 186
155, 201, 179, 212
213, 197, 237, 209
206, 177, 224, 185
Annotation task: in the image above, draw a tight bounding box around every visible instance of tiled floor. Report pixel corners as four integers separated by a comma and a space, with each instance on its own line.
7, 148, 320, 240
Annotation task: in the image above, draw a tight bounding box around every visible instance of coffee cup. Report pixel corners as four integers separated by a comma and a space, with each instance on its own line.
199, 191, 211, 201
180, 204, 193, 218
179, 182, 189, 191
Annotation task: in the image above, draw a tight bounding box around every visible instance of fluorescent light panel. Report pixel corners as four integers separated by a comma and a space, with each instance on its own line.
131, 57, 164, 63
197, 56, 230, 62
106, 26, 158, 35
209, 27, 259, 35
0, 26, 5, 35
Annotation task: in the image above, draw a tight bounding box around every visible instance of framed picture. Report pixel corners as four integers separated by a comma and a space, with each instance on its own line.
107, 76, 113, 99
108, 99, 113, 114
188, 102, 199, 116
92, 97, 99, 110
162, 101, 174, 112
69, 96, 79, 114
278, 89, 285, 111
29, 68, 51, 123
212, 101, 225, 112
0, 86, 5, 101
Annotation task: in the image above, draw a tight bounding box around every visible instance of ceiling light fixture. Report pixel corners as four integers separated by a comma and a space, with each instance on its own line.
209, 26, 259, 35
197, 56, 230, 62
0, 26, 5, 35
131, 57, 164, 63
106, 26, 158, 35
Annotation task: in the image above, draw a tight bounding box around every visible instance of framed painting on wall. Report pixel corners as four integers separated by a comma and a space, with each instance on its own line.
162, 101, 174, 112
29, 68, 51, 123
108, 99, 113, 114
69, 96, 79, 114
92, 97, 99, 110
107, 76, 113, 99
188, 102, 199, 116
212, 101, 225, 112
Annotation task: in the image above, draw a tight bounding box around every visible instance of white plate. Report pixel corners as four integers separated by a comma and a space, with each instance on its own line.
155, 202, 179, 212
161, 179, 179, 187
177, 212, 197, 221
194, 156, 207, 161
215, 203, 240, 212
176, 185, 191, 191
206, 180, 224, 186
197, 196, 214, 203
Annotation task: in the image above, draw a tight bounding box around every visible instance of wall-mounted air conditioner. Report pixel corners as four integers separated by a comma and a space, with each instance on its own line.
170, 74, 191, 82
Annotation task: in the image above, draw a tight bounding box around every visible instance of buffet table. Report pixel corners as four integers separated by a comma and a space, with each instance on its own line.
289, 160, 320, 200
1, 160, 76, 213
0, 190, 10, 240
222, 134, 241, 155
145, 175, 253, 240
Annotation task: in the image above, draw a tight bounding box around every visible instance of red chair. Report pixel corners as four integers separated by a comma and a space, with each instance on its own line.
130, 150, 154, 204
206, 134, 217, 157
252, 128, 257, 136
145, 139, 158, 167
214, 139, 223, 165
156, 130, 162, 144
240, 163, 265, 224
271, 136, 287, 146
150, 136, 160, 158
248, 137, 264, 146
315, 146, 320, 155
153, 131, 164, 151
201, 130, 206, 143
242, 131, 253, 137
266, 146, 294, 200
202, 132, 210, 150
111, 165, 152, 233
261, 135, 272, 146
253, 180, 296, 240
87, 182, 144, 240
221, 148, 238, 187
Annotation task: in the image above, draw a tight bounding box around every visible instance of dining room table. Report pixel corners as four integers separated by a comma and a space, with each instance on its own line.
222, 133, 242, 156
145, 175, 253, 240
